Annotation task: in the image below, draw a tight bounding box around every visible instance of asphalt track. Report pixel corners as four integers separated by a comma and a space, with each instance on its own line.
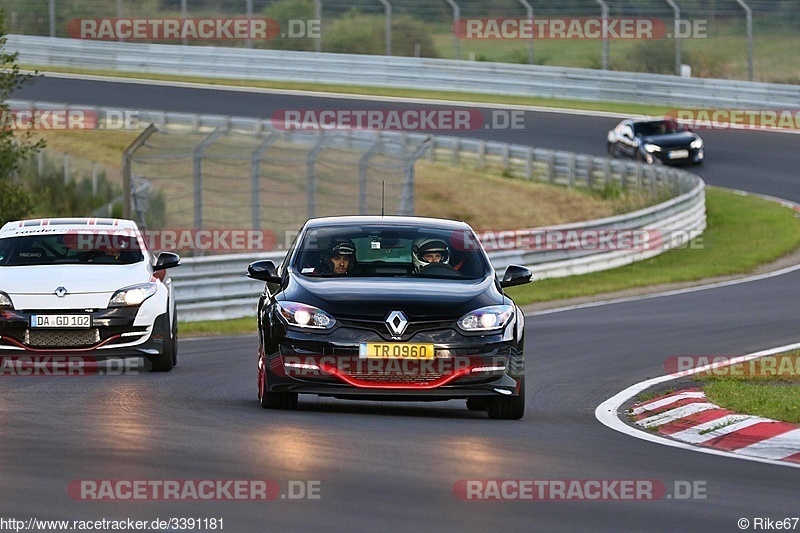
4, 76, 800, 532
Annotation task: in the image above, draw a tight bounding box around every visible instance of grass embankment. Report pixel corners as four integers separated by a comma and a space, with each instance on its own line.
696, 349, 800, 424
505, 188, 800, 304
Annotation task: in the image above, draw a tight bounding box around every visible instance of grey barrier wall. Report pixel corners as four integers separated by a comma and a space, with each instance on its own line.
8, 35, 800, 108
5, 100, 705, 321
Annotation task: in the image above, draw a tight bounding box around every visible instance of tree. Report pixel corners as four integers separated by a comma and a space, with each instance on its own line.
0, 9, 44, 225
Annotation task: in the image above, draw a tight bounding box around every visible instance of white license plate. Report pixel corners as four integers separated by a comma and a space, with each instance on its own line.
668, 149, 689, 159
30, 314, 91, 328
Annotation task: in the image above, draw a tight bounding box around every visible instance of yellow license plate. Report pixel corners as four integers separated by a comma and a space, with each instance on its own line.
359, 343, 435, 359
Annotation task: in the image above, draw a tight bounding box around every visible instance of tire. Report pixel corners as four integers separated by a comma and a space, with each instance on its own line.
258, 366, 298, 410
487, 377, 525, 420
170, 315, 178, 367
148, 308, 176, 372
149, 345, 174, 372
466, 397, 489, 411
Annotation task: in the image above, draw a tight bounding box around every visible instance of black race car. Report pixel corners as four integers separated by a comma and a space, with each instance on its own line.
607, 118, 704, 165
247, 216, 532, 419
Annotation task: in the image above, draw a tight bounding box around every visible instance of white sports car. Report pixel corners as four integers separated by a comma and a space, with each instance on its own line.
0, 218, 180, 371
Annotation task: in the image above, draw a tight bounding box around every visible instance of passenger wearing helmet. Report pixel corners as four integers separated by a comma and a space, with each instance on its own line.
324, 239, 356, 275
412, 237, 450, 273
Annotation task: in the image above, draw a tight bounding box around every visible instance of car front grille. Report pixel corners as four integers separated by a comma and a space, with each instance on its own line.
345, 371, 445, 384
24, 328, 101, 347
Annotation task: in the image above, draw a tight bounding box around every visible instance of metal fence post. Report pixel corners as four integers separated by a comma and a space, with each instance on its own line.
359, 138, 383, 215
251, 132, 279, 229
595, 0, 609, 70
246, 0, 254, 49
664, 0, 681, 76
568, 153, 576, 187
49, 0, 56, 37
314, 1, 322, 52
121, 123, 158, 220
518, 0, 534, 64
92, 161, 98, 195
734, 0, 754, 81
525, 147, 533, 180
445, 0, 461, 60
193, 127, 226, 230
378, 0, 392, 56
307, 135, 329, 219
400, 137, 433, 216
181, 0, 188, 46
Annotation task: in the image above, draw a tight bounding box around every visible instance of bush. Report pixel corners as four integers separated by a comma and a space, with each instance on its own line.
0, 179, 33, 225
262, 0, 317, 52
619, 40, 681, 74
325, 11, 438, 58
18, 154, 123, 219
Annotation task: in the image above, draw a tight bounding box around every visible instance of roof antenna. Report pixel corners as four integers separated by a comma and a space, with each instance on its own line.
381, 180, 385, 217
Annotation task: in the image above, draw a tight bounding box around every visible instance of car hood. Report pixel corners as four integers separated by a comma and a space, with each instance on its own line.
640, 132, 698, 149
284, 274, 506, 319
0, 264, 149, 295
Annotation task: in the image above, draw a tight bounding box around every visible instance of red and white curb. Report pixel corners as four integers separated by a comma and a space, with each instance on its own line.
596, 341, 800, 469
630, 388, 800, 464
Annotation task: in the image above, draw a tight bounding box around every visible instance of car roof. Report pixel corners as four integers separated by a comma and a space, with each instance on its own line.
625, 116, 676, 124
303, 215, 472, 231
0, 218, 139, 238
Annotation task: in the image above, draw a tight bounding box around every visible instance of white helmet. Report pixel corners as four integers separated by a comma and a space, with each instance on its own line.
412, 237, 450, 273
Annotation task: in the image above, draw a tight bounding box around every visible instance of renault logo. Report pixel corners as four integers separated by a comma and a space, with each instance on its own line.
54, 287, 68, 298
385, 310, 408, 336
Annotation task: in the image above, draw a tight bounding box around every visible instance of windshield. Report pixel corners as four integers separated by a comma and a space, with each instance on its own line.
0, 234, 145, 266
633, 120, 686, 137
292, 225, 490, 279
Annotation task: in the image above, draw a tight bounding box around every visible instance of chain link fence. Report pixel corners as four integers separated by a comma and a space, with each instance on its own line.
126, 124, 431, 250
3, 0, 798, 81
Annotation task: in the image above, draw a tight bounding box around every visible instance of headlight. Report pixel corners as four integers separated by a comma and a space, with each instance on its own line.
0, 291, 13, 309
643, 143, 661, 153
109, 283, 157, 307
277, 301, 335, 330
690, 138, 703, 149
458, 305, 514, 332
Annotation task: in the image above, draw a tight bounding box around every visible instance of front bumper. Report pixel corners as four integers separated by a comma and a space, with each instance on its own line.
645, 146, 704, 165
0, 308, 169, 358
261, 325, 525, 399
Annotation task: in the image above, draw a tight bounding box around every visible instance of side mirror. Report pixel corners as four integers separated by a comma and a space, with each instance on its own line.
247, 260, 281, 283
153, 252, 180, 271
500, 265, 533, 288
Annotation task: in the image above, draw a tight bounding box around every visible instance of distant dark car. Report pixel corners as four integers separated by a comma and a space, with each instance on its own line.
607, 118, 704, 165
247, 216, 532, 419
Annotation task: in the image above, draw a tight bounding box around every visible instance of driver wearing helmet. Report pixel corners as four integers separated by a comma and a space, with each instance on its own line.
323, 239, 356, 275
412, 237, 450, 273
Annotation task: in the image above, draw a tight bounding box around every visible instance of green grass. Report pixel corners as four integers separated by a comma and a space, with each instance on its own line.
505, 187, 800, 305
686, 351, 800, 425
433, 29, 800, 84
179, 317, 256, 337
702, 380, 800, 424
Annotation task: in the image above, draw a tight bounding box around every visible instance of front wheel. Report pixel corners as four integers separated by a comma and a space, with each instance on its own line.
466, 397, 489, 411
487, 378, 525, 420
258, 365, 298, 410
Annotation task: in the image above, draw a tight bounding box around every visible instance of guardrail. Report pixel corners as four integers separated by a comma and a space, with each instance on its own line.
5, 99, 704, 322
9, 35, 800, 109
